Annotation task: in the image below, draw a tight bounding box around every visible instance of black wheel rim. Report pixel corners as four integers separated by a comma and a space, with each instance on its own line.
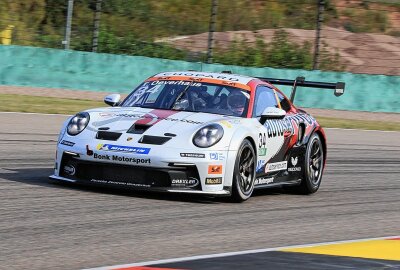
238, 145, 255, 195
307, 137, 323, 185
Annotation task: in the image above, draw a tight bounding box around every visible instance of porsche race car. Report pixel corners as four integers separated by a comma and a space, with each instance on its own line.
50, 71, 345, 201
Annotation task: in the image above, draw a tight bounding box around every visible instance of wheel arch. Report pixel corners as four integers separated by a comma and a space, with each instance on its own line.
244, 136, 257, 154
314, 128, 327, 165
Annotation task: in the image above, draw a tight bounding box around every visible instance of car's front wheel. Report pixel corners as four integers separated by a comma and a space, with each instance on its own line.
231, 139, 256, 202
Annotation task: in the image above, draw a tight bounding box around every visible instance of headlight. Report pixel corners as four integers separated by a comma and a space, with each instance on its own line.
193, 124, 224, 148
67, 112, 90, 136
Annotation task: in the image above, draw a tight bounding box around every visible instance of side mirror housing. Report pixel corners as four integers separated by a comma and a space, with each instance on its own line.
260, 107, 286, 124
104, 94, 121, 107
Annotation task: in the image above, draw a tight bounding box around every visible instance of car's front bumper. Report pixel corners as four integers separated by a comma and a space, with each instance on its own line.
52, 142, 237, 196
49, 175, 231, 196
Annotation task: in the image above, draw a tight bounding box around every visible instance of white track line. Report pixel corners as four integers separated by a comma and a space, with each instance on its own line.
83, 235, 399, 270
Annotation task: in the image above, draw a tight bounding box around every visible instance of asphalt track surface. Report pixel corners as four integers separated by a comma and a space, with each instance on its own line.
0, 112, 399, 270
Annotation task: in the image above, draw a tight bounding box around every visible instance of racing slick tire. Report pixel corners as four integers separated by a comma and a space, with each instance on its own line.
231, 139, 256, 202
295, 132, 324, 194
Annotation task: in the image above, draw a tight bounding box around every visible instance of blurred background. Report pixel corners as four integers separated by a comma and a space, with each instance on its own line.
1, 0, 399, 76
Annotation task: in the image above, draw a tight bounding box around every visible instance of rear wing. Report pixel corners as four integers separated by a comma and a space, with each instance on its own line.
257, 76, 345, 103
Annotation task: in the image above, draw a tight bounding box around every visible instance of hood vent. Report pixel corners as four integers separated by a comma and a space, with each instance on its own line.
138, 135, 171, 145
127, 124, 151, 134
96, 131, 122, 141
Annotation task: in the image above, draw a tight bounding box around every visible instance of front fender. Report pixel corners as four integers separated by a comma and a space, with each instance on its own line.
223, 120, 260, 187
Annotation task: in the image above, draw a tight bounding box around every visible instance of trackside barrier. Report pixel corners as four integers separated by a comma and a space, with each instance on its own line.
0, 45, 399, 113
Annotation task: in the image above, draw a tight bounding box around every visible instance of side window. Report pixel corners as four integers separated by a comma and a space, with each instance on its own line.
276, 91, 292, 112
253, 86, 278, 117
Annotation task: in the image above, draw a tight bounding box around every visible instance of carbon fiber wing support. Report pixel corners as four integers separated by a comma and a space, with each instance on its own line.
257, 76, 345, 103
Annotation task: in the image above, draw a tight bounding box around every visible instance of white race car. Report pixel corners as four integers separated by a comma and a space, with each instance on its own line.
50, 71, 344, 201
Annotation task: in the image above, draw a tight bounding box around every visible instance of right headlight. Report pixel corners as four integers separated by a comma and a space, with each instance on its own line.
67, 112, 90, 136
193, 124, 224, 148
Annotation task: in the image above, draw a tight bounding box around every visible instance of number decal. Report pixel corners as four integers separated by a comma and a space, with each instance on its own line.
258, 133, 267, 156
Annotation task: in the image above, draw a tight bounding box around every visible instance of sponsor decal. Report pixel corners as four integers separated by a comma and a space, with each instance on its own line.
86, 145, 93, 156
263, 119, 295, 138
171, 177, 199, 188
90, 179, 150, 188
263, 114, 317, 139
208, 165, 223, 174
99, 112, 116, 118
92, 110, 204, 130
228, 119, 242, 125
291, 156, 298, 166
60, 140, 75, 147
288, 156, 301, 172
256, 160, 266, 173
151, 80, 202, 87
220, 120, 232, 128
63, 164, 76, 176
93, 153, 151, 164
97, 144, 150, 154
258, 148, 267, 156
205, 177, 223, 185
116, 113, 204, 125
209, 152, 225, 161
255, 177, 274, 185
156, 72, 242, 82
258, 133, 267, 156
265, 161, 287, 173
180, 153, 205, 158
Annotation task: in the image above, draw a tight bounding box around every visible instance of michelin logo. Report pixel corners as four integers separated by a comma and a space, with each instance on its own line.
97, 144, 150, 154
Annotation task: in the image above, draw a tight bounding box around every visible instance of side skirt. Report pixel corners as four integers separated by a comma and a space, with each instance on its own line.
254, 179, 301, 190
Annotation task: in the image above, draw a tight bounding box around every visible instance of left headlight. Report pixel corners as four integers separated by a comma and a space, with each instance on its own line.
67, 112, 90, 136
193, 124, 224, 148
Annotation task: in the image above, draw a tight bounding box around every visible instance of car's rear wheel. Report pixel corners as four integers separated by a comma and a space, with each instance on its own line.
295, 133, 324, 194
231, 139, 256, 202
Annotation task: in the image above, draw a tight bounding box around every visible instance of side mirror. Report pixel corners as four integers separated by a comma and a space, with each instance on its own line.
104, 94, 121, 107
260, 107, 286, 124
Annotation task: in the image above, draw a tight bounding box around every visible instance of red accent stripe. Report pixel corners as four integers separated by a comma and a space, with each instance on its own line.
113, 267, 185, 270
135, 109, 179, 126
388, 237, 400, 240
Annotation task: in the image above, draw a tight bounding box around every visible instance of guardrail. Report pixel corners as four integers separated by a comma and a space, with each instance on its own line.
0, 45, 399, 113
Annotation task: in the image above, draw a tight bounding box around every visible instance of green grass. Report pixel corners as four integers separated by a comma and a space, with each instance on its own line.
317, 117, 400, 132
0, 94, 104, 115
0, 94, 399, 131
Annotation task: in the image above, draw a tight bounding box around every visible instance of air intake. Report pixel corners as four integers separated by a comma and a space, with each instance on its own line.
127, 124, 151, 134
138, 135, 171, 145
96, 131, 122, 141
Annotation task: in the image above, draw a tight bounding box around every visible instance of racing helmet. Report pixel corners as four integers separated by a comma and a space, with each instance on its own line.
227, 91, 247, 116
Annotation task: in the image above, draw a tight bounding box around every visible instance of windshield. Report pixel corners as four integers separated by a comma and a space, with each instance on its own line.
121, 80, 250, 117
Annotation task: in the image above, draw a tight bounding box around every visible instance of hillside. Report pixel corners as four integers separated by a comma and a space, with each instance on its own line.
0, 0, 399, 74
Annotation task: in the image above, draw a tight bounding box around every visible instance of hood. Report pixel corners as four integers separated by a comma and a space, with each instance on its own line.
84, 107, 238, 136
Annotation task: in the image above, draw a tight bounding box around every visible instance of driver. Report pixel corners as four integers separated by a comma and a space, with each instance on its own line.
227, 91, 247, 116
